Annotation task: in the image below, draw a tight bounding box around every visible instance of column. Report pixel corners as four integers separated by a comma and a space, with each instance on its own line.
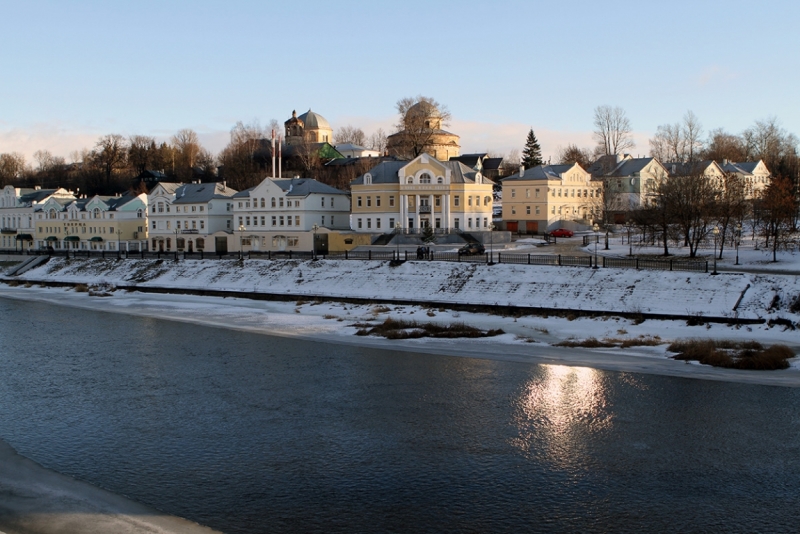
414, 194, 420, 232
400, 194, 406, 229
429, 194, 434, 230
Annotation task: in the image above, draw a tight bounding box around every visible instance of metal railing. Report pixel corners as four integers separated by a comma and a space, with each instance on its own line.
0, 247, 712, 274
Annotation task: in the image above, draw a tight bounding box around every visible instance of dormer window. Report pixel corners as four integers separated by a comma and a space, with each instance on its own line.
407, 177, 413, 184
419, 173, 431, 184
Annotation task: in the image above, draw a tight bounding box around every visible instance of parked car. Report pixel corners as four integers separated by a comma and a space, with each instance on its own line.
549, 228, 574, 238
458, 243, 486, 255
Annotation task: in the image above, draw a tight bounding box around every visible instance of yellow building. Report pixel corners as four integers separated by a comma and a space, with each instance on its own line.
284, 109, 333, 145
350, 153, 494, 234
501, 163, 603, 233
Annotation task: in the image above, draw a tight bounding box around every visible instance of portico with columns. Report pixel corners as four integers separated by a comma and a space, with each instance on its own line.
350, 153, 494, 234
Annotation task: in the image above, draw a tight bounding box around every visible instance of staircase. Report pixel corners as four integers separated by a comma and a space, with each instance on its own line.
371, 234, 394, 246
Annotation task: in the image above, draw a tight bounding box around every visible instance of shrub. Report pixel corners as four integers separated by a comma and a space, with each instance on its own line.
669, 339, 794, 370
74, 284, 89, 293
790, 294, 800, 314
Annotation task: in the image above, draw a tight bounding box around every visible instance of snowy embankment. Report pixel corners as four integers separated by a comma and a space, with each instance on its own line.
10, 257, 800, 323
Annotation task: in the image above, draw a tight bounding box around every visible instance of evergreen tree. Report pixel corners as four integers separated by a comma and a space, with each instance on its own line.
521, 128, 543, 168
421, 224, 436, 244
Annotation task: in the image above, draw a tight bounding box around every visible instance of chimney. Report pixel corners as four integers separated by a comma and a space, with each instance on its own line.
722, 158, 728, 166
615, 154, 623, 164
519, 164, 525, 178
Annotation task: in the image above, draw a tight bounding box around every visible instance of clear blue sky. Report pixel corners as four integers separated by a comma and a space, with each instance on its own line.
1, 0, 798, 161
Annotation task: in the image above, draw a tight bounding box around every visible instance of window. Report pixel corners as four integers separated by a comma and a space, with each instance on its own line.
468, 197, 472, 206
367, 196, 371, 207
322, 197, 325, 207
288, 237, 299, 247
238, 202, 243, 208
279, 198, 284, 207
238, 216, 243, 226
200, 206, 204, 212
357, 196, 362, 207
454, 218, 460, 229
260, 198, 265, 208
331, 216, 334, 226
419, 173, 431, 184
389, 218, 395, 228
295, 216, 300, 226
437, 177, 443, 184
389, 196, 395, 207
357, 218, 362, 229
535, 188, 540, 198
483, 217, 488, 228
200, 221, 205, 229
367, 218, 372, 229
454, 196, 460, 207
376, 218, 380, 229
177, 221, 182, 229
329, 198, 333, 208
296, 201, 300, 207
408, 218, 414, 229
511, 189, 516, 198
526, 206, 531, 215
407, 177, 413, 184
468, 218, 473, 228
271, 216, 277, 226
287, 216, 292, 226
158, 203, 164, 213
376, 196, 381, 207
271, 198, 276, 207
137, 209, 143, 218
535, 206, 540, 215
166, 221, 171, 230
261, 216, 265, 226
246, 216, 250, 226
526, 189, 530, 198
435, 196, 441, 207
152, 221, 156, 229
279, 216, 284, 226
511, 206, 516, 215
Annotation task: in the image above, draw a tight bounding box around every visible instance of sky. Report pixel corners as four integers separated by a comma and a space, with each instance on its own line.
1, 0, 799, 164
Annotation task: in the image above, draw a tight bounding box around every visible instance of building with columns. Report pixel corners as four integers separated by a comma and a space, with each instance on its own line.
349, 153, 494, 234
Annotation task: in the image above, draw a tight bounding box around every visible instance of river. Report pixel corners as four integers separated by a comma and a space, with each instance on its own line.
0, 296, 798, 533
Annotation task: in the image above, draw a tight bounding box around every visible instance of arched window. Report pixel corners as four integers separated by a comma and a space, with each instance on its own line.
419, 173, 431, 184
437, 176, 443, 184
271, 197, 276, 207
48, 209, 56, 219
407, 177, 413, 184
137, 209, 143, 218
93, 208, 101, 219
260, 198, 265, 208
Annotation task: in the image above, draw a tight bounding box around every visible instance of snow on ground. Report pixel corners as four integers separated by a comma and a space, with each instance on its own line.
0, 260, 800, 387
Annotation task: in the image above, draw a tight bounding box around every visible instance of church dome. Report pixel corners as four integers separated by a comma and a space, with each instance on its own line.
406, 101, 441, 121
297, 109, 330, 131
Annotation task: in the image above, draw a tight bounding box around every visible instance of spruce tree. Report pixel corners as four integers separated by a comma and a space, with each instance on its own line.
521, 128, 543, 168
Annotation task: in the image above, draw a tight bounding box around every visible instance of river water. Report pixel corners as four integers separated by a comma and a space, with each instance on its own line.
0, 297, 798, 533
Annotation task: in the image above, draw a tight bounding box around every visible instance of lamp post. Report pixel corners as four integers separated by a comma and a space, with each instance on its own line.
488, 223, 495, 265
311, 224, 319, 259
625, 221, 634, 257
64, 229, 70, 259
116, 229, 122, 259
174, 228, 179, 261
712, 226, 719, 275
238, 224, 245, 259
394, 221, 401, 260
735, 223, 742, 266
592, 223, 600, 269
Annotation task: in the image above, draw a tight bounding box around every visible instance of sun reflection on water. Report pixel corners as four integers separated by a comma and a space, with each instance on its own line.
510, 364, 614, 465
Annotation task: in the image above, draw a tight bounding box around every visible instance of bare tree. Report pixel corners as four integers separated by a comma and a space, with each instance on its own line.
759, 176, 798, 262
0, 152, 26, 186
702, 128, 747, 162
714, 172, 748, 258
557, 144, 593, 168
219, 120, 266, 190
649, 111, 703, 163
390, 95, 452, 158
171, 129, 202, 182
93, 134, 128, 190
128, 135, 157, 174
368, 128, 387, 154
593, 105, 635, 156
33, 150, 55, 174
666, 168, 718, 257
333, 125, 367, 146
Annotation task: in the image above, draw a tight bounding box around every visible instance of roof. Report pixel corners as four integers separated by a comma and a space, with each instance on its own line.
282, 142, 343, 160
334, 143, 369, 151
351, 158, 493, 186
502, 164, 569, 182
606, 158, 656, 177
233, 178, 347, 198
663, 161, 717, 176
721, 161, 766, 175
151, 182, 184, 196
297, 109, 330, 130
18, 189, 59, 205
172, 182, 238, 204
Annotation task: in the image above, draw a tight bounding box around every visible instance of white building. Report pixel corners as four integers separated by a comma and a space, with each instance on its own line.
148, 182, 238, 254
334, 143, 381, 158
231, 177, 350, 252
1, 186, 74, 251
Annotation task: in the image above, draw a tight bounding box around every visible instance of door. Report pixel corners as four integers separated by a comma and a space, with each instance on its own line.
526, 221, 538, 234
215, 236, 227, 254
506, 221, 518, 233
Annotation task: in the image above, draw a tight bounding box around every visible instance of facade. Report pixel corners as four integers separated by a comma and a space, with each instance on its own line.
33, 193, 148, 251
720, 160, 770, 198
231, 177, 350, 253
386, 101, 460, 161
334, 143, 381, 158
501, 163, 603, 233
284, 109, 333, 145
1, 186, 75, 251
594, 155, 669, 222
148, 182, 238, 254
350, 153, 494, 234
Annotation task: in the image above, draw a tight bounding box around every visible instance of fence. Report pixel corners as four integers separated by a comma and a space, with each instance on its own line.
0, 247, 710, 274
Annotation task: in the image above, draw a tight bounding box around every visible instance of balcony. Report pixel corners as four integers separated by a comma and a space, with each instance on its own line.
417, 205, 432, 214
181, 229, 199, 234
1, 228, 17, 235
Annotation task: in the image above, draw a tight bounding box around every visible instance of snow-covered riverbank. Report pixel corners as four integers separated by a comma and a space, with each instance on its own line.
6, 256, 800, 322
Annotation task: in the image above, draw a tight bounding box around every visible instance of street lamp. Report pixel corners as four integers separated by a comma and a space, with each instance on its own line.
604, 226, 610, 250
238, 224, 245, 259
711, 226, 720, 275
488, 223, 495, 265
174, 228, 179, 261
592, 223, 600, 269
625, 221, 634, 257
394, 221, 402, 260
116, 229, 122, 259
311, 224, 319, 259
735, 223, 742, 266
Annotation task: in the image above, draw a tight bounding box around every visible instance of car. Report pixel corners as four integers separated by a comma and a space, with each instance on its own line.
458, 243, 486, 255
549, 228, 574, 238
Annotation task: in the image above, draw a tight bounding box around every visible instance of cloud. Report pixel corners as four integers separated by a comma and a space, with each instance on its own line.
697, 65, 740, 87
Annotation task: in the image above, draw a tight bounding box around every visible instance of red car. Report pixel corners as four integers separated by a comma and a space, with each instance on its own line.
549, 228, 574, 238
